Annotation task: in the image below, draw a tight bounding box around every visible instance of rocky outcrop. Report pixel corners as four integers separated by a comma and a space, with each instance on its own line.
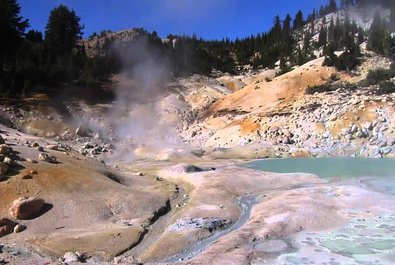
182, 82, 395, 158
9, 197, 45, 220
83, 28, 147, 58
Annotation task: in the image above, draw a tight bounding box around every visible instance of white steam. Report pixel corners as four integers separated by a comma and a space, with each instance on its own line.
105, 35, 189, 160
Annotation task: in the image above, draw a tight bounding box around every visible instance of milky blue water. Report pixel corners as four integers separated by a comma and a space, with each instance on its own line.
245, 158, 395, 264
244, 157, 395, 180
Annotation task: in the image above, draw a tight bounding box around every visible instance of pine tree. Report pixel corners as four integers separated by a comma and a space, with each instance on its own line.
45, 5, 84, 82
0, 0, 29, 71
281, 14, 294, 60
390, 4, 395, 33
328, 0, 338, 13
357, 27, 365, 45
25, 30, 43, 43
323, 43, 337, 67
318, 26, 328, 47
293, 10, 304, 30
45, 5, 84, 55
272, 15, 282, 40
367, 11, 386, 54
328, 18, 335, 44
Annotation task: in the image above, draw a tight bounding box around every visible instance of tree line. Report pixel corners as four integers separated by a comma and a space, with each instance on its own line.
1, 1, 85, 95
0, 0, 394, 96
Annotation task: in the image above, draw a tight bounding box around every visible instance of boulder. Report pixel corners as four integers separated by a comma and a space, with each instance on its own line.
36, 146, 44, 152
13, 224, 26, 233
3, 157, 12, 165
0, 135, 4, 144
0, 144, 11, 155
9, 197, 45, 220
38, 152, 57, 163
22, 174, 33, 180
381, 147, 392, 155
46, 144, 58, 151
0, 162, 9, 180
26, 158, 38, 164
0, 218, 17, 237
63, 252, 79, 263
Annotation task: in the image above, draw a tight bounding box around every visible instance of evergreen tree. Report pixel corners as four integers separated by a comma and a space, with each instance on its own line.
390, 4, 395, 33
328, 18, 335, 44
44, 5, 84, 82
306, 9, 316, 23
0, 0, 29, 71
318, 26, 328, 47
25, 30, 43, 43
367, 11, 386, 54
45, 5, 84, 55
293, 10, 304, 30
357, 27, 365, 45
328, 0, 338, 13
282, 14, 293, 57
272, 15, 282, 40
383, 35, 395, 58
323, 43, 337, 67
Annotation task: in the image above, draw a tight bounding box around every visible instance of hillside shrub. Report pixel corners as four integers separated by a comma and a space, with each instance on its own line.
375, 81, 395, 95
362, 68, 395, 86
306, 83, 333, 94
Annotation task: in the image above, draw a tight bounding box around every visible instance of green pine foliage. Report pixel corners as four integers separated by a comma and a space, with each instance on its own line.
0, 0, 29, 93
1, 0, 394, 96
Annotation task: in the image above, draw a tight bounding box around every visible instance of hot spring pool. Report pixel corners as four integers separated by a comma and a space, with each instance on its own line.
245, 157, 395, 264
244, 157, 395, 180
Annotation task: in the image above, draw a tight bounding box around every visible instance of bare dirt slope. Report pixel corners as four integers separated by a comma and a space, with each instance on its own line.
181, 55, 395, 158
0, 125, 178, 262
207, 58, 337, 116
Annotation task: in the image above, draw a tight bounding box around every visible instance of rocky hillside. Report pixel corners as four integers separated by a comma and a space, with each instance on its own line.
179, 53, 395, 158
83, 28, 147, 57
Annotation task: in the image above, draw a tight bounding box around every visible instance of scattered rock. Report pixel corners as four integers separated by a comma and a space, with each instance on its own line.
164, 164, 205, 175
0, 218, 17, 237
170, 217, 231, 233
63, 252, 79, 263
3, 157, 12, 165
38, 153, 57, 163
13, 224, 26, 233
0, 145, 11, 155
22, 174, 33, 180
36, 146, 44, 152
80, 142, 110, 157
0, 162, 9, 180
46, 144, 58, 151
26, 158, 38, 164
381, 146, 392, 155
9, 197, 45, 220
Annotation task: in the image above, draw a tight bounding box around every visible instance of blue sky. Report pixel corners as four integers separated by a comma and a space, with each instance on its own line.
19, 0, 330, 40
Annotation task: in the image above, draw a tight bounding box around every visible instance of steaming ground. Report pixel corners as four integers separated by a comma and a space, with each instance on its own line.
1, 50, 395, 264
